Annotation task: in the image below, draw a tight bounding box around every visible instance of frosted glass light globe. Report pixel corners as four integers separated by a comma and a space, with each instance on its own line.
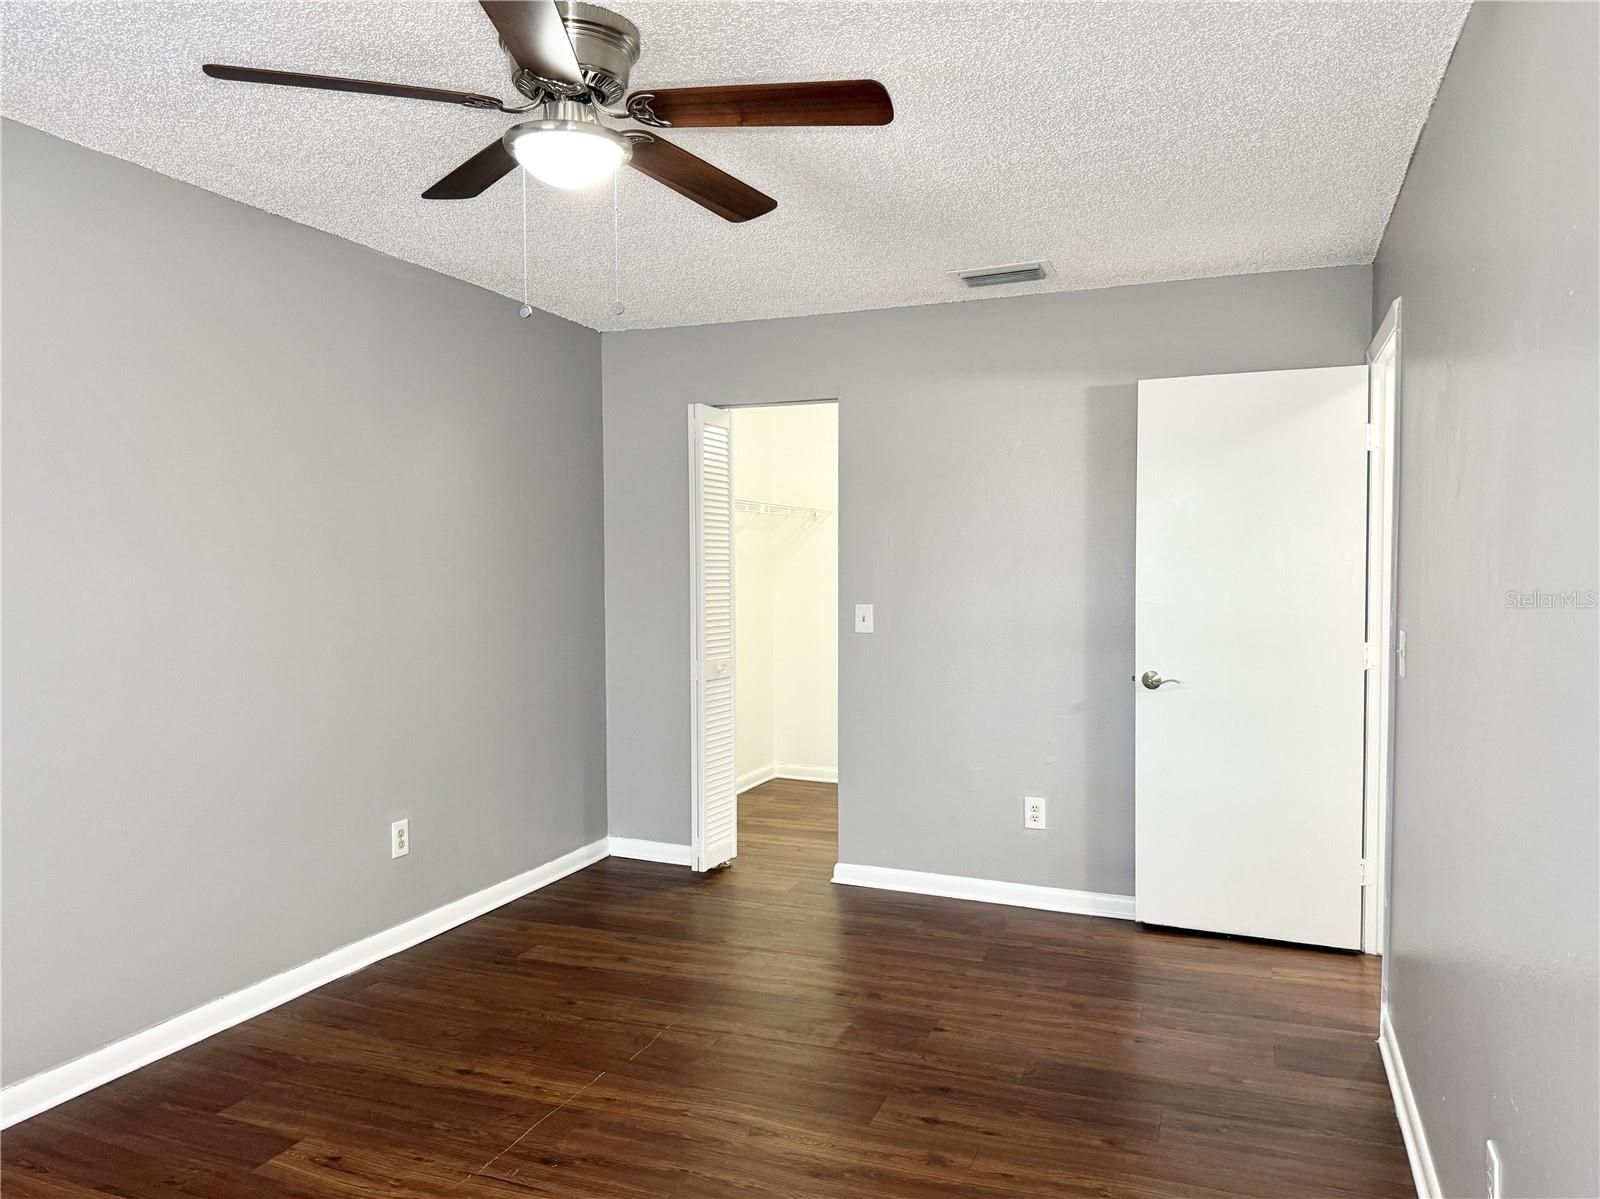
504, 111, 632, 191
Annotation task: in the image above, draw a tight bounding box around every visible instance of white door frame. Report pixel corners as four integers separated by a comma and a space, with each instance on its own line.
1363, 298, 1402, 956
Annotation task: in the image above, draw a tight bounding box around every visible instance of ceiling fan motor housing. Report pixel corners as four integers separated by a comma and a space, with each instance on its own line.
511, 1, 640, 105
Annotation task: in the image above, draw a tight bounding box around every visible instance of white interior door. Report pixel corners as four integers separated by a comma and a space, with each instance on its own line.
1135, 366, 1367, 949
689, 404, 736, 872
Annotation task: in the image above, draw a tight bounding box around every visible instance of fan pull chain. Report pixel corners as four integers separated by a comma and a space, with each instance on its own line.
518, 172, 534, 319
610, 172, 625, 318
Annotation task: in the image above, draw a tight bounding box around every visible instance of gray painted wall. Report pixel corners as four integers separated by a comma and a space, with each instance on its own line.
1371, 5, 1599, 1197
1, 121, 607, 1084
601, 265, 1372, 892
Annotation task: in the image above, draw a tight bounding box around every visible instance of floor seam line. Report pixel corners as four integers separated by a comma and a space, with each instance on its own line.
474, 1069, 608, 1177
627, 1020, 678, 1061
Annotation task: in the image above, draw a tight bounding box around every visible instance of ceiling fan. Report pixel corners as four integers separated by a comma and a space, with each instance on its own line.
202, 0, 893, 223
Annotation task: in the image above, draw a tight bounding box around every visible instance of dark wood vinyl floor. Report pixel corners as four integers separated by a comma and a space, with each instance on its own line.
2, 780, 1410, 1197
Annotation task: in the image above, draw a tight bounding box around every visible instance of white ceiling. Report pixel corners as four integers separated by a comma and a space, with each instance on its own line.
3, 1, 1466, 332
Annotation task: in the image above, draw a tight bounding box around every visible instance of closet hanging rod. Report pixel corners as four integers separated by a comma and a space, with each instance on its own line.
733, 498, 831, 521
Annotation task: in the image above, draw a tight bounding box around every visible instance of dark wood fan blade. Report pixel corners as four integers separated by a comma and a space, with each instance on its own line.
625, 80, 893, 128
201, 64, 502, 109
625, 134, 775, 223
422, 139, 518, 199
478, 0, 583, 88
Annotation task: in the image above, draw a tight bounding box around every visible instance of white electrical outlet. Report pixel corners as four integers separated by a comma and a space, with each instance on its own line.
1024, 797, 1047, 830
1485, 1140, 1502, 1199
391, 818, 409, 859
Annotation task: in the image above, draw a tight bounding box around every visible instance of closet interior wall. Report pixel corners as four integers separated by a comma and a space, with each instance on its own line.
732, 404, 839, 791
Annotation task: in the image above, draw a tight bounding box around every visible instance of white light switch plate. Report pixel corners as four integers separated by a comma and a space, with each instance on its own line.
854, 604, 874, 634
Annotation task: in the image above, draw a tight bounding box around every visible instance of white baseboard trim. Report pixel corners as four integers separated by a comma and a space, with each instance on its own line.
606, 836, 692, 866
831, 862, 1135, 920
774, 763, 838, 784
738, 764, 838, 793
1379, 1003, 1440, 1198
737, 765, 778, 793
0, 836, 609, 1130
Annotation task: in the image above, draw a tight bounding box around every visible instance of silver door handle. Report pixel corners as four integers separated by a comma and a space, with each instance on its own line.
1141, 670, 1180, 690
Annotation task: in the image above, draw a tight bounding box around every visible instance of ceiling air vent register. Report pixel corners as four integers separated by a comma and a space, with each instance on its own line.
951, 261, 1053, 288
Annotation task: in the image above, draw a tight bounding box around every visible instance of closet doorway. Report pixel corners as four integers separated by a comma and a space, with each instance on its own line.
688, 400, 838, 873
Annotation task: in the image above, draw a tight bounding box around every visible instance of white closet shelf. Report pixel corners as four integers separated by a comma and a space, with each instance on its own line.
733, 499, 831, 521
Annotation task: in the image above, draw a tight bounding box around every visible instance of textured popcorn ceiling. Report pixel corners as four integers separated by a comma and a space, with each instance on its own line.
3, 1, 1466, 332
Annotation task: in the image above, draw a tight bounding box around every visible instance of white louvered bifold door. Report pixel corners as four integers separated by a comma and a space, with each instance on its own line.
689, 405, 737, 872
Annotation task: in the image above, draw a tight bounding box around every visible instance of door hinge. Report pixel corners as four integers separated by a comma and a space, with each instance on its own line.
1360, 858, 1374, 886
1365, 423, 1378, 451
1363, 641, 1379, 670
